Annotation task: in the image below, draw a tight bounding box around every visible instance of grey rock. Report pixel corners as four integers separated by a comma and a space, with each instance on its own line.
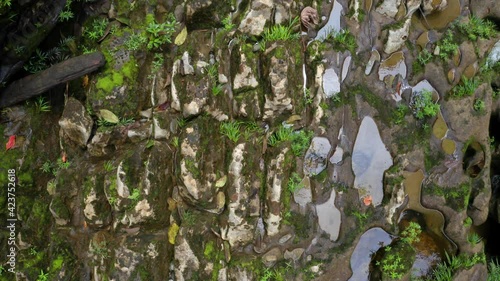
279, 234, 293, 244
175, 235, 200, 281
58, 98, 93, 148
262, 247, 282, 267
284, 248, 305, 262
238, 0, 273, 36
304, 137, 331, 176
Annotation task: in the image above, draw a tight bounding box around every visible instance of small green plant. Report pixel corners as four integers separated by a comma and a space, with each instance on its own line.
103, 161, 114, 172
29, 247, 38, 256
0, 265, 4, 276
457, 16, 496, 41
260, 17, 300, 50
0, 0, 12, 9
128, 189, 140, 201
57, 158, 71, 170
145, 14, 177, 50
376, 246, 405, 280
452, 77, 479, 98
411, 89, 440, 119
437, 30, 459, 60
91, 241, 109, 259
146, 139, 155, 148
488, 259, 500, 281
473, 98, 485, 112
34, 96, 51, 113
125, 33, 147, 51
23, 49, 48, 73
58, 0, 74, 22
41, 161, 52, 173
221, 15, 235, 31
171, 136, 179, 148
268, 126, 293, 146
85, 18, 108, 41
432, 253, 485, 281
493, 89, 500, 100
220, 121, 241, 143
177, 118, 187, 128
464, 217, 473, 227
401, 222, 421, 245
37, 270, 49, 281
393, 104, 409, 125
352, 211, 369, 227
291, 130, 313, 157
205, 63, 218, 82
323, 29, 358, 54
467, 232, 482, 245
182, 210, 197, 226
287, 172, 303, 193
212, 84, 223, 96
417, 49, 433, 65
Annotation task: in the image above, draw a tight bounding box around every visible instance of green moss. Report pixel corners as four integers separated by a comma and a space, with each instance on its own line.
424, 182, 471, 211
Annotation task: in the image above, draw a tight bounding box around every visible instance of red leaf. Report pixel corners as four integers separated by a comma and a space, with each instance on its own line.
5, 135, 16, 150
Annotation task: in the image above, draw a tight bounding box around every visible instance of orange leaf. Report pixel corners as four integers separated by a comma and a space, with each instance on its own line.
82, 75, 89, 88
363, 195, 372, 206
5, 135, 16, 150
62, 152, 67, 163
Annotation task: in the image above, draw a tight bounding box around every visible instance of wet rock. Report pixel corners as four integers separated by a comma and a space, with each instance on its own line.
352, 117, 393, 206
262, 247, 282, 267
175, 235, 200, 281
181, 51, 194, 75
453, 263, 488, 281
83, 176, 112, 227
323, 68, 341, 98
178, 119, 227, 213
49, 197, 71, 226
422, 0, 448, 15
294, 176, 312, 209
223, 143, 261, 247
265, 147, 290, 236
375, 0, 401, 18
58, 98, 93, 148
238, 0, 273, 36
233, 90, 263, 119
365, 49, 380, 75
316, 190, 341, 241
88, 131, 113, 157
304, 137, 331, 176
487, 40, 500, 67
127, 121, 152, 142
279, 233, 293, 244
263, 47, 297, 120
233, 47, 259, 91
112, 246, 142, 280
284, 248, 305, 262
384, 17, 411, 54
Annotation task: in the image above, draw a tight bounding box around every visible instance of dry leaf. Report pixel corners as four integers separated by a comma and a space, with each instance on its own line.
215, 175, 227, 188
5, 135, 16, 150
99, 109, 119, 124
174, 26, 187, 46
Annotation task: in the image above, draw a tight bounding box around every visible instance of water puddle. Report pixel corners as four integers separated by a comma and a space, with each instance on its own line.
378, 51, 406, 81
352, 116, 393, 206
316, 0, 343, 41
453, 48, 462, 66
402, 170, 457, 255
315, 189, 341, 241
432, 110, 448, 139
322, 68, 341, 98
442, 139, 456, 155
447, 68, 456, 83
424, 0, 461, 30
348, 227, 394, 281
416, 31, 437, 50
464, 61, 479, 79
341, 56, 351, 82
412, 79, 439, 102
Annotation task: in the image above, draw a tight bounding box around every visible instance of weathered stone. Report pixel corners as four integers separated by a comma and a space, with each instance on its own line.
384, 17, 411, 54
279, 234, 293, 244
322, 68, 341, 98
375, 0, 401, 18
181, 51, 194, 75
262, 247, 282, 267
453, 263, 488, 281
175, 235, 200, 281
284, 248, 305, 262
238, 0, 273, 36
112, 246, 142, 280
233, 51, 259, 91
58, 98, 93, 148
265, 147, 289, 236
422, 0, 448, 15
304, 137, 331, 176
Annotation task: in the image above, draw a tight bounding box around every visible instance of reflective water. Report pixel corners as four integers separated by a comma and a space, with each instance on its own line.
316, 189, 342, 241
316, 0, 344, 41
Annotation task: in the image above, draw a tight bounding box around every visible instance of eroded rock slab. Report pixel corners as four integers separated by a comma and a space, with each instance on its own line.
304, 137, 331, 176
352, 117, 393, 206
59, 98, 93, 148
